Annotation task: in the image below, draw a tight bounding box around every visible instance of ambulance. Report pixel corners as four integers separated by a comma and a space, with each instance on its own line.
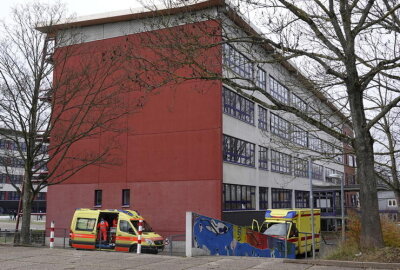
252, 209, 320, 255
69, 208, 164, 253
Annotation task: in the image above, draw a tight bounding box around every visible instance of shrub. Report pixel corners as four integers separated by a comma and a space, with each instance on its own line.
346, 211, 400, 248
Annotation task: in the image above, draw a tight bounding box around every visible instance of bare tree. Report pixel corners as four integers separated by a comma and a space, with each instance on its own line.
371, 76, 400, 214
125, 0, 400, 248
0, 2, 153, 244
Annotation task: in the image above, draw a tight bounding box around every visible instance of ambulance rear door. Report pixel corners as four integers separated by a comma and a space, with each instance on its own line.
70, 211, 99, 250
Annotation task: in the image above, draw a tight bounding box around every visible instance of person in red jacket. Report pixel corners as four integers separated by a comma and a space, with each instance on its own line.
97, 218, 109, 242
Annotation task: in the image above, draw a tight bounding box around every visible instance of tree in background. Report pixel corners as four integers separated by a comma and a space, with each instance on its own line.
0, 2, 153, 244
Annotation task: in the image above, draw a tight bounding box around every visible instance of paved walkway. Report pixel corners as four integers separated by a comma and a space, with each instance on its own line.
0, 246, 396, 270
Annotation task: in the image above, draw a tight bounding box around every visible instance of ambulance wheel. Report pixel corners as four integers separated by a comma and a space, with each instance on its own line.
129, 245, 137, 253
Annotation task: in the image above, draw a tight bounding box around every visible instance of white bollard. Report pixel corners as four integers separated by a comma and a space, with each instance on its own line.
50, 221, 55, 248
137, 219, 143, 254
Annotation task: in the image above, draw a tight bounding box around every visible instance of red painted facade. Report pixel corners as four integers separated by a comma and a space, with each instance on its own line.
47, 20, 223, 237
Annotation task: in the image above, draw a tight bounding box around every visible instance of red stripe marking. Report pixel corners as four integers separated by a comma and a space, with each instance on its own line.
72, 244, 95, 249
115, 247, 129, 252
71, 233, 96, 239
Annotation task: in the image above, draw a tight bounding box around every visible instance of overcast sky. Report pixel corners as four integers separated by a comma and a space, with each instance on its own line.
0, 0, 146, 22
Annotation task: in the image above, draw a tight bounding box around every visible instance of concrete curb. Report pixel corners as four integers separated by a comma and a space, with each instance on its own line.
283, 259, 400, 269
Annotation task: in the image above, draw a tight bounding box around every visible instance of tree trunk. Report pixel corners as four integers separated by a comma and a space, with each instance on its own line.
349, 88, 384, 249
394, 190, 400, 218
20, 176, 33, 245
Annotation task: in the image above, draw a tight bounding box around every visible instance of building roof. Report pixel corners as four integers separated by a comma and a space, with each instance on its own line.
36, 0, 351, 126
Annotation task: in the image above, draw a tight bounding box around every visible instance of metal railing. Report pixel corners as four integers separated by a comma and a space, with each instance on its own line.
164, 234, 185, 256
0, 229, 45, 246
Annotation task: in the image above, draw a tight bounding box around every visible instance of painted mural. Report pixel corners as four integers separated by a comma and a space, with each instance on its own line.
193, 214, 296, 258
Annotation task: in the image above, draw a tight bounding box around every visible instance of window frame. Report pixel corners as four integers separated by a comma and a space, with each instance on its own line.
222, 87, 255, 125
269, 76, 289, 104
122, 189, 130, 207
293, 157, 308, 178
223, 183, 256, 211
270, 149, 292, 175
258, 146, 268, 170
223, 135, 255, 167
270, 112, 290, 140
271, 188, 292, 208
94, 190, 102, 207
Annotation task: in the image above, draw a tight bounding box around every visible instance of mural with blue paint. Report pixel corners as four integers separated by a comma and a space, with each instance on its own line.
193, 214, 295, 258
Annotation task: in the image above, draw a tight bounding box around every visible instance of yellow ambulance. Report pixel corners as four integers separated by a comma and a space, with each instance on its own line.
69, 208, 164, 253
252, 209, 320, 255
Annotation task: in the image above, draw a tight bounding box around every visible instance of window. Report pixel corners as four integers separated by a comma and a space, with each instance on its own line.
293, 157, 308, 178
223, 183, 256, 210
388, 199, 397, 207
269, 76, 289, 104
119, 220, 134, 234
334, 147, 343, 163
0, 191, 5, 200
259, 146, 268, 170
223, 135, 255, 167
94, 190, 102, 207
321, 141, 334, 156
346, 173, 356, 185
295, 190, 309, 208
348, 155, 356, 167
309, 134, 322, 152
292, 125, 308, 147
76, 218, 96, 231
257, 67, 267, 90
291, 93, 307, 111
223, 43, 253, 79
259, 187, 268, 210
271, 188, 292, 208
0, 157, 25, 168
270, 113, 290, 140
325, 168, 336, 183
309, 106, 320, 121
312, 164, 324, 180
122, 189, 130, 206
270, 150, 291, 174
222, 87, 254, 124
35, 192, 46, 201
8, 191, 20, 200
258, 106, 268, 131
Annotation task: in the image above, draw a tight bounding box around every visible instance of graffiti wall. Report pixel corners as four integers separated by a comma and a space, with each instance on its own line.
192, 214, 296, 258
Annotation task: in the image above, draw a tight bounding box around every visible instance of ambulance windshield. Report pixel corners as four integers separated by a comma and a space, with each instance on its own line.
131, 220, 153, 233
263, 223, 290, 236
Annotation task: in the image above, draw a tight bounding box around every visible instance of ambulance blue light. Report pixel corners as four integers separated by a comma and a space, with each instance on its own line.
265, 210, 272, 218
284, 211, 297, 218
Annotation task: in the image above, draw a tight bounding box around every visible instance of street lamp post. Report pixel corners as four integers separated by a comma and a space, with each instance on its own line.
329, 173, 345, 242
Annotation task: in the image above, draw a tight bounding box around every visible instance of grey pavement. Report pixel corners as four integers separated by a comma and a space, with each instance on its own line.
0, 246, 398, 270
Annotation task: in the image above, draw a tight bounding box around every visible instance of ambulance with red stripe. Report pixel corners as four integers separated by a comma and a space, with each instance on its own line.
69, 208, 164, 253
252, 209, 320, 255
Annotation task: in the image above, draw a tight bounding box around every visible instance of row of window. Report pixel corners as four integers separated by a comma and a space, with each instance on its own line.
0, 157, 25, 168
0, 173, 23, 184
222, 87, 358, 166
223, 183, 310, 210
0, 139, 48, 153
94, 189, 130, 207
223, 134, 346, 180
0, 191, 46, 201
223, 44, 339, 127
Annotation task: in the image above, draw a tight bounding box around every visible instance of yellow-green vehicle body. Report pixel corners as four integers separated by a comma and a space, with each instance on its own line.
70, 208, 164, 253
252, 209, 320, 255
